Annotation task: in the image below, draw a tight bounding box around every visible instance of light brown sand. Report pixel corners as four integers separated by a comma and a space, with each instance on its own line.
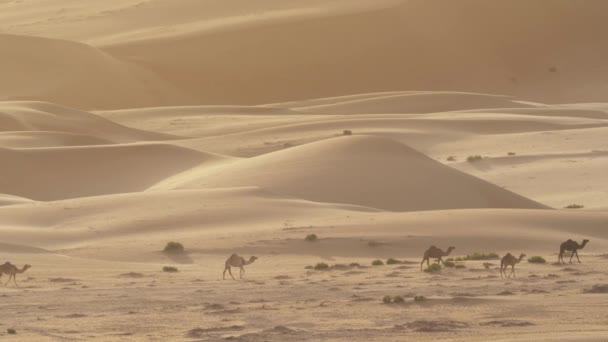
1, 1, 608, 341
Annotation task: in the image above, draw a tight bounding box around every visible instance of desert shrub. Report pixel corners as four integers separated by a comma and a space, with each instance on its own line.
162, 266, 178, 273
528, 256, 546, 264
343, 130, 353, 136
455, 264, 466, 269
163, 241, 184, 253
386, 258, 401, 265
414, 295, 426, 302
443, 260, 456, 268
446, 156, 456, 161
508, 152, 516, 156
383, 295, 392, 304
372, 259, 385, 266
349, 262, 361, 267
467, 155, 483, 162
304, 265, 313, 269
314, 262, 329, 270
305, 234, 318, 242
464, 252, 499, 261
564, 204, 584, 209
424, 263, 442, 273
584, 284, 608, 294
393, 296, 405, 304
7, 328, 16, 334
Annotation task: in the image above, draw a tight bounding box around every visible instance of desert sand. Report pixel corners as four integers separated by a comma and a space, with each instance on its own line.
1, 1, 608, 341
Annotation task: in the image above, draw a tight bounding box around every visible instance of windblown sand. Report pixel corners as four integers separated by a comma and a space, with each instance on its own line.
1, 1, 608, 341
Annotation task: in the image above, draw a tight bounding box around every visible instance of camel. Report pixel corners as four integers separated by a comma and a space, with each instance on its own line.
223, 254, 258, 280
420, 246, 455, 270
500, 253, 526, 278
0, 262, 31, 286
558, 239, 590, 264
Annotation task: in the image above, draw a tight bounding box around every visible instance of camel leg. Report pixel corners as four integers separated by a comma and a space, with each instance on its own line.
575, 250, 582, 263
500, 266, 503, 278
569, 251, 575, 263
420, 258, 426, 270
223, 267, 227, 280
239, 266, 245, 279
228, 267, 235, 280
437, 257, 443, 265
13, 274, 18, 286
5, 274, 13, 286
511, 265, 516, 278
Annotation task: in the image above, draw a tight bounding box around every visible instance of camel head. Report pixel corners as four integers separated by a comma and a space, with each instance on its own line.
582, 239, 590, 246
518, 254, 527, 261
21, 264, 31, 272
446, 246, 456, 254
248, 256, 258, 264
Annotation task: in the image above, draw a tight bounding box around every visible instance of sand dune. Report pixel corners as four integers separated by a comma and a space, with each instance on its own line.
0, 143, 227, 201
153, 136, 546, 211
0, 34, 186, 109
0, 194, 33, 207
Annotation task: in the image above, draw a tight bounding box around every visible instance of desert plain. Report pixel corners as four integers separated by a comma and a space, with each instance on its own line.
1, 0, 608, 341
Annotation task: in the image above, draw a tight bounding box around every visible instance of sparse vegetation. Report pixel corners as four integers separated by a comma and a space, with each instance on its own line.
372, 259, 385, 266
386, 258, 401, 265
455, 264, 466, 269
443, 260, 456, 268
508, 152, 516, 156
314, 262, 329, 270
447, 156, 456, 161
305, 234, 318, 242
393, 296, 405, 304
414, 295, 426, 302
349, 262, 361, 267
343, 130, 353, 136
584, 284, 608, 294
163, 241, 184, 253
424, 263, 442, 273
463, 252, 500, 260
528, 256, 546, 264
7, 328, 16, 334
162, 266, 178, 273
383, 295, 393, 304
564, 204, 584, 209
483, 262, 493, 269
304, 265, 313, 269
467, 155, 483, 162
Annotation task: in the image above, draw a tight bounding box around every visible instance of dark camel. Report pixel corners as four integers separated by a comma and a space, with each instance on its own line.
0, 262, 31, 286
223, 254, 258, 280
558, 239, 590, 264
500, 253, 526, 278
420, 246, 455, 270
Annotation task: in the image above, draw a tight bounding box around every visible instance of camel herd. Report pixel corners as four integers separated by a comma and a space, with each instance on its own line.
0, 239, 591, 286
420, 238, 591, 279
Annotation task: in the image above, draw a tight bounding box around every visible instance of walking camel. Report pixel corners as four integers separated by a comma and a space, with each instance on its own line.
0, 262, 31, 286
500, 253, 526, 278
558, 239, 590, 264
420, 246, 455, 270
223, 254, 258, 280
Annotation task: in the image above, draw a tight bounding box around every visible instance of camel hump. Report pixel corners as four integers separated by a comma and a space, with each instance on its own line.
429, 245, 437, 249
567, 239, 574, 242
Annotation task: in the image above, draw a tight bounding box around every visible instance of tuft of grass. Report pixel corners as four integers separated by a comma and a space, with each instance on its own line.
372, 259, 385, 266
424, 263, 442, 273
343, 130, 353, 136
305, 234, 318, 242
446, 156, 456, 162
162, 266, 178, 273
414, 295, 426, 302
564, 204, 584, 209
528, 256, 546, 264
467, 155, 483, 162
455, 264, 466, 269
386, 258, 401, 265
314, 262, 329, 270
393, 296, 405, 304
443, 260, 456, 268
7, 328, 16, 334
383, 295, 392, 304
349, 262, 361, 267
163, 241, 184, 253
508, 152, 516, 156
463, 252, 500, 261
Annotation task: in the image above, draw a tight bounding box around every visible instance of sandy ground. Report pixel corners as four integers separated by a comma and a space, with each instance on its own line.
1, 1, 608, 341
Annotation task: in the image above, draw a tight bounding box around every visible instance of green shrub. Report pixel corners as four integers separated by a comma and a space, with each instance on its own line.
163, 266, 178, 273
443, 260, 456, 268
467, 155, 483, 162
464, 252, 499, 261
386, 258, 401, 265
349, 262, 360, 267
372, 259, 384, 266
414, 295, 426, 302
383, 295, 392, 304
528, 256, 546, 264
163, 241, 184, 253
393, 296, 405, 304
305, 234, 318, 242
564, 204, 584, 209
314, 262, 329, 270
424, 263, 442, 273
